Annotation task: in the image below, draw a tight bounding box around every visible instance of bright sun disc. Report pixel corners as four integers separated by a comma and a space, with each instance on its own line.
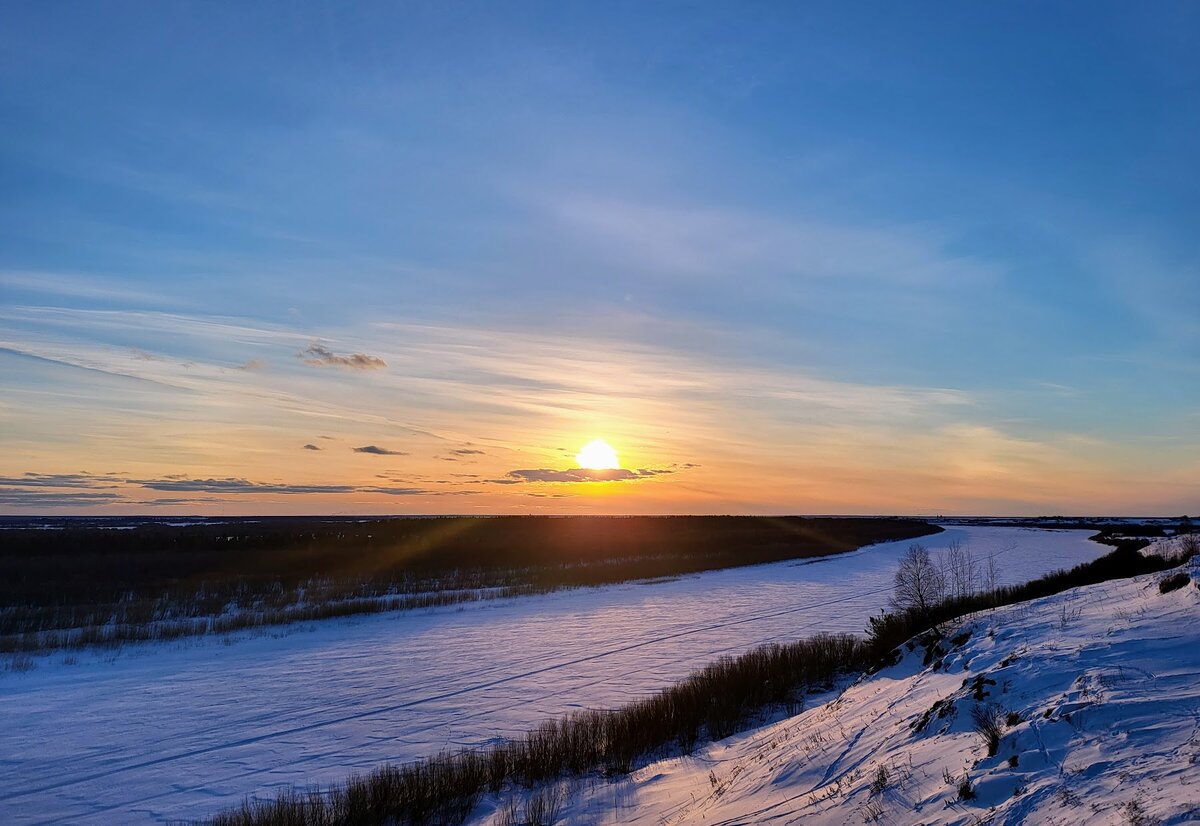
576, 439, 620, 470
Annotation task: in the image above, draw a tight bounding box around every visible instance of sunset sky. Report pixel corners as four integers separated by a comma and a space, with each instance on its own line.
2, 2, 1197, 515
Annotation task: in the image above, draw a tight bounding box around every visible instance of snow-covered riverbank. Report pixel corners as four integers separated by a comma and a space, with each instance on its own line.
499, 550, 1200, 825
0, 526, 1106, 824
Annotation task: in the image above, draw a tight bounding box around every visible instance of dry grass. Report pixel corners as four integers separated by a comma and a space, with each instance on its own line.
210, 634, 864, 826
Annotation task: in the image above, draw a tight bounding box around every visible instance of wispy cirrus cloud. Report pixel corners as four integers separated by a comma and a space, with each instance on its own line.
1, 304, 1183, 515
298, 342, 387, 370
0, 472, 485, 506
0, 472, 125, 488
539, 194, 999, 288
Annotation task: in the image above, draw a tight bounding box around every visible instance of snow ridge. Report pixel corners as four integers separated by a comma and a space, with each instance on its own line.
499, 558, 1200, 825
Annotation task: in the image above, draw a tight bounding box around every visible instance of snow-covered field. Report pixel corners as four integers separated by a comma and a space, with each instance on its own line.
0, 526, 1106, 825
510, 551, 1200, 825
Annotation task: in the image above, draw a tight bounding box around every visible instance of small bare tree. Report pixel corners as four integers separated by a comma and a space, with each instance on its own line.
890, 544, 945, 618
941, 540, 979, 599
983, 554, 998, 593
984, 542, 1012, 594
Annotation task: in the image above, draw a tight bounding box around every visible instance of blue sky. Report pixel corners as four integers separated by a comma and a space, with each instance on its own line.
1, 2, 1197, 514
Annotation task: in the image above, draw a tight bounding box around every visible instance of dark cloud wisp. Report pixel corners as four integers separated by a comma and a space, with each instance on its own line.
0, 472, 124, 488
504, 467, 671, 483
0, 490, 124, 507
137, 477, 358, 494
298, 342, 387, 370
353, 445, 408, 456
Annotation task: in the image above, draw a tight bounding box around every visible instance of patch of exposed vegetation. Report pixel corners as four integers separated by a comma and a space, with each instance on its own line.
1158, 572, 1190, 593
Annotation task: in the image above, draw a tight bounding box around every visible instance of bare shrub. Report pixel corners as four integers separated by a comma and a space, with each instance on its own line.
1122, 798, 1160, 826
523, 784, 563, 826
1158, 572, 1190, 593
497, 795, 520, 826
1058, 600, 1081, 629
971, 703, 1005, 756
869, 764, 889, 796
1175, 532, 1199, 562
956, 774, 976, 801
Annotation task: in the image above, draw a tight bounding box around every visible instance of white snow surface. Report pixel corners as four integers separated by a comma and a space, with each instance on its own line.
0, 526, 1107, 824
487, 555, 1200, 825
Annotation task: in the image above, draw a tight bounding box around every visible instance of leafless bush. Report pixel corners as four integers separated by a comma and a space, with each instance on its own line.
869, 764, 889, 796
1158, 572, 1190, 593
497, 795, 520, 826
971, 703, 1005, 756
1122, 798, 1160, 826
523, 784, 563, 826
956, 774, 975, 801
1058, 600, 1082, 629
1175, 532, 1199, 562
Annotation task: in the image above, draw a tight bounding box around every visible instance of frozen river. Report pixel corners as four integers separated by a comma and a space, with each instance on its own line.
0, 526, 1107, 824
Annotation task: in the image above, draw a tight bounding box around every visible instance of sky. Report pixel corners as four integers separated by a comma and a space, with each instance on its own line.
1, 1, 1197, 516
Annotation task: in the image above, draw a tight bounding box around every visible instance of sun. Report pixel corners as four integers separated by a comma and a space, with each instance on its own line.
576, 439, 620, 470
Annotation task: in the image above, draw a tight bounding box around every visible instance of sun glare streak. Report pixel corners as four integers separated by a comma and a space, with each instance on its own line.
576, 439, 620, 470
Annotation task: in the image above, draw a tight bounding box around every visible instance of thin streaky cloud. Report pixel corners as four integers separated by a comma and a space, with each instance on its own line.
0, 472, 125, 488
0, 490, 125, 506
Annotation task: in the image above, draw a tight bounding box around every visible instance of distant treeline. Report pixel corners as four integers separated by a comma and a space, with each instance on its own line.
945, 519, 1192, 537
0, 516, 938, 652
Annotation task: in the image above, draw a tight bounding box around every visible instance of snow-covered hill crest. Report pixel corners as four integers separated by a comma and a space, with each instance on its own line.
496, 557, 1200, 825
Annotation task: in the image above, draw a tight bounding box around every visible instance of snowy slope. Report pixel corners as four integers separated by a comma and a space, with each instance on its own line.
489, 556, 1200, 825
0, 527, 1107, 824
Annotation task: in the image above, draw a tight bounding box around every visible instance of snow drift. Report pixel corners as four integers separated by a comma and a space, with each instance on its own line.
480, 555, 1200, 825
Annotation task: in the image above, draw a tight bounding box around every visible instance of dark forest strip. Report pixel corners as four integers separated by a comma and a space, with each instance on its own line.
1, 516, 938, 652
